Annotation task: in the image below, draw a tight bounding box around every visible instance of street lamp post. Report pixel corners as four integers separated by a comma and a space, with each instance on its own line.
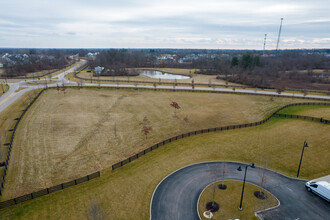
237, 163, 255, 210
297, 141, 309, 178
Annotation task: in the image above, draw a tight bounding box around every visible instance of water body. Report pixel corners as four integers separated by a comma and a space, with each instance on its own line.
140, 70, 190, 79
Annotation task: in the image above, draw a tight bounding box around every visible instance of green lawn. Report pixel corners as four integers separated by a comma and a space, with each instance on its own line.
0, 117, 328, 219
278, 105, 330, 119
198, 180, 278, 220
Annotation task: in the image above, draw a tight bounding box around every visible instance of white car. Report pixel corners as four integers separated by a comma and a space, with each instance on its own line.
305, 181, 330, 202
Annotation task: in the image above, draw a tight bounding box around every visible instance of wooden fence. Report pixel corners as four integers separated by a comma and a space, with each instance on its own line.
0, 89, 47, 197
74, 67, 330, 95
0, 171, 100, 209
275, 114, 330, 124
112, 102, 330, 170
0, 86, 328, 209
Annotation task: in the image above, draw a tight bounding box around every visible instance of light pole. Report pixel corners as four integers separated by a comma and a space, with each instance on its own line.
237, 163, 255, 210
297, 141, 309, 178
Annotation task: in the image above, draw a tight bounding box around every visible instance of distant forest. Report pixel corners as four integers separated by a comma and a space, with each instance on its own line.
91, 49, 330, 91
1, 48, 329, 90
0, 49, 79, 77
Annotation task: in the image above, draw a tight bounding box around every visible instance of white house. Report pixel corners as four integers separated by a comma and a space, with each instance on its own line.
94, 66, 104, 75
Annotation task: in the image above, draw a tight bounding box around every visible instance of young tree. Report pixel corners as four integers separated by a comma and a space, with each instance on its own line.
140, 116, 152, 139
276, 88, 282, 94
153, 82, 157, 89
170, 101, 180, 117
303, 90, 308, 97
206, 164, 220, 212
56, 84, 60, 92
218, 163, 227, 189
114, 121, 117, 139
61, 83, 66, 96
255, 160, 268, 201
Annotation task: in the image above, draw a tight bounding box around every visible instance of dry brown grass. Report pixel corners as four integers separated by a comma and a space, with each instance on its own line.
1, 88, 318, 199
0, 89, 42, 183
75, 69, 230, 85
198, 180, 278, 220
0, 84, 9, 95
0, 118, 328, 219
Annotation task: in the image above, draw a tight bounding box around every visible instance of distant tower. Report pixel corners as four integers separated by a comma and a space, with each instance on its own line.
276, 18, 284, 51
263, 34, 267, 56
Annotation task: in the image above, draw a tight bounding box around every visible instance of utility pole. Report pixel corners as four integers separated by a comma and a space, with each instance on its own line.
276, 18, 284, 51
263, 34, 267, 56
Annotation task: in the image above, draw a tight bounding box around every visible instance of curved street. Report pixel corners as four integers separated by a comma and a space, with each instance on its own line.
150, 161, 330, 220
0, 62, 329, 114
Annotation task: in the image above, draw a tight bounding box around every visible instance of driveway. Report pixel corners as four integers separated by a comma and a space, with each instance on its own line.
150, 161, 330, 220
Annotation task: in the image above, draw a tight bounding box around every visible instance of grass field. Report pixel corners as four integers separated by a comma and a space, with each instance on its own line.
279, 105, 330, 119
0, 84, 9, 95
0, 117, 328, 219
26, 80, 56, 85
198, 180, 278, 220
74, 69, 233, 85
0, 89, 42, 184
3, 88, 316, 199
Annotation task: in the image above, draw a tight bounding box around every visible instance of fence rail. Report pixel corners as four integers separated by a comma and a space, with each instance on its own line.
112, 102, 330, 171
0, 86, 329, 209
74, 68, 330, 95
0, 171, 100, 209
275, 114, 330, 124
0, 89, 47, 197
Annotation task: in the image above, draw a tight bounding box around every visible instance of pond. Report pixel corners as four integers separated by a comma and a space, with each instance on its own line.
140, 70, 190, 79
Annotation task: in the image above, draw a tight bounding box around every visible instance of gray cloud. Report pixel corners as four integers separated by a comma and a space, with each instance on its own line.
0, 0, 329, 48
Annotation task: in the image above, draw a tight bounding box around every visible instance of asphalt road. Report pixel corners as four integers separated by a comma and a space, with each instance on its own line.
0, 60, 87, 113
150, 161, 330, 220
0, 62, 329, 114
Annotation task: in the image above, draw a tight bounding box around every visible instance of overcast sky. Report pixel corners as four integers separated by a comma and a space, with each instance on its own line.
0, 0, 329, 49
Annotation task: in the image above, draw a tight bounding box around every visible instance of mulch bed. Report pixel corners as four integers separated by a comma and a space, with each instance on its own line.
206, 201, 219, 212
254, 191, 267, 200
218, 184, 227, 190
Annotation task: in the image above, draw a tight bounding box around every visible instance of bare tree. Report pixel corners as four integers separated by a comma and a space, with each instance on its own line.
87, 199, 105, 220
48, 72, 52, 82
170, 101, 180, 117
206, 164, 219, 212
140, 116, 152, 139
218, 163, 227, 189
303, 90, 308, 97
61, 83, 66, 96
114, 121, 117, 139
255, 159, 268, 202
